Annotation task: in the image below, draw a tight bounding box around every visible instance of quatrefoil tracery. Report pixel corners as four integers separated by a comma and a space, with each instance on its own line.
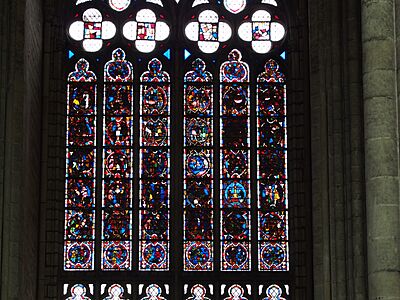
122, 9, 170, 53
185, 10, 232, 53
69, 8, 117, 52
69, 4, 286, 55
238, 10, 286, 54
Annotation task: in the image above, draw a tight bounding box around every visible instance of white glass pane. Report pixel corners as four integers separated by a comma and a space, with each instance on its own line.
69, 21, 84, 41
82, 8, 102, 22
147, 0, 164, 6
135, 40, 156, 53
198, 41, 219, 53
252, 10, 271, 21
76, 0, 92, 4
251, 40, 272, 53
102, 21, 116, 39
218, 22, 232, 42
136, 9, 157, 22
155, 21, 170, 41
238, 22, 252, 42
185, 22, 199, 41
109, 0, 130, 11
122, 21, 137, 40
198, 10, 219, 23
270, 22, 285, 41
83, 39, 103, 52
224, 0, 246, 14
192, 0, 209, 7
262, 0, 278, 6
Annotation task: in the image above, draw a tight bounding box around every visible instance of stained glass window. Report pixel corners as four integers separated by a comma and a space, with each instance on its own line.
219, 49, 251, 271
139, 58, 170, 271
257, 59, 288, 271
102, 48, 134, 271
65, 58, 96, 271
64, 0, 292, 297
184, 58, 214, 271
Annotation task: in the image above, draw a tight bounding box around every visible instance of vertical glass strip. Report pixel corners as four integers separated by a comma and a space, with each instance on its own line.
64, 59, 97, 271
219, 50, 251, 271
183, 59, 214, 271
139, 58, 170, 271
257, 59, 288, 271
102, 48, 133, 271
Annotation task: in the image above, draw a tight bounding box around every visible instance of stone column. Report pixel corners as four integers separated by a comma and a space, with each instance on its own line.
362, 0, 400, 298
0, 0, 42, 298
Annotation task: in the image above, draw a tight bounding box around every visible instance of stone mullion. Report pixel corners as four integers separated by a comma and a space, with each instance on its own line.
0, 1, 24, 298
1, 0, 45, 297
309, 0, 332, 298
328, 0, 348, 297
347, 0, 367, 298
362, 0, 400, 298
341, 0, 355, 296
39, 0, 65, 298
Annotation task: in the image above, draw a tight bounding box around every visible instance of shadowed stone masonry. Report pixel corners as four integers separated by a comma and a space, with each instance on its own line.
362, 0, 400, 299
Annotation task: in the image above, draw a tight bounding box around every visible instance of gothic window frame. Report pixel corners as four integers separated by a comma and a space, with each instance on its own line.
58, 0, 307, 298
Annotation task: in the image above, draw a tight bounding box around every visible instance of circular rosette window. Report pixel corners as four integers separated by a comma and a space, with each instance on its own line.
185, 150, 212, 178
259, 242, 288, 271
185, 10, 232, 53
141, 117, 169, 146
104, 149, 132, 178
222, 242, 250, 270
222, 210, 250, 240
185, 86, 212, 114
123, 9, 170, 53
140, 149, 169, 178
238, 9, 286, 54
142, 86, 168, 115
64, 241, 94, 270
185, 117, 212, 146
184, 241, 213, 270
140, 241, 168, 270
65, 210, 94, 240
102, 241, 131, 270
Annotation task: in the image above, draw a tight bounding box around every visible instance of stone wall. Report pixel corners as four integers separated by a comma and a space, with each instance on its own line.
0, 0, 43, 298
309, 0, 368, 298
362, 0, 400, 298
37, 0, 65, 298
